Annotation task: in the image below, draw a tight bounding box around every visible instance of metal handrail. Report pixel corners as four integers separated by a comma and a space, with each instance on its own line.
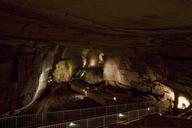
0, 101, 154, 128
39, 107, 158, 128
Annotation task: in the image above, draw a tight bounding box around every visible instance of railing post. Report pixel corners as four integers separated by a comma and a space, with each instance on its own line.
103, 116, 105, 127
94, 108, 96, 116
15, 116, 17, 128
137, 110, 139, 119
116, 113, 118, 123
62, 111, 65, 122
116, 105, 118, 114
80, 109, 82, 119
42, 113, 44, 125
127, 112, 129, 122
86, 119, 88, 128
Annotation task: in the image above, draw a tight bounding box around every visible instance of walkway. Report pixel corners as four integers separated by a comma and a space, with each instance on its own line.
0, 102, 153, 128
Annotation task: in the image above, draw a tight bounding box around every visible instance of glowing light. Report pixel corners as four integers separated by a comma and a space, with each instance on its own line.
68, 122, 76, 127
178, 96, 190, 109
89, 58, 97, 67
81, 49, 104, 68
118, 113, 125, 118
147, 107, 151, 111
113, 97, 117, 101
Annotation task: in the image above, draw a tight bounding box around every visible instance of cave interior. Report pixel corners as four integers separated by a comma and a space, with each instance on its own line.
0, 0, 192, 127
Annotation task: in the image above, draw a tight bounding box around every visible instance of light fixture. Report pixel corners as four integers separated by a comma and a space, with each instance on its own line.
68, 122, 76, 127
113, 97, 117, 101
118, 113, 125, 118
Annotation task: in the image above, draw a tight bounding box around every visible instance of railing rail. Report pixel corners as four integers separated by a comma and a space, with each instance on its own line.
39, 107, 157, 128
0, 102, 154, 128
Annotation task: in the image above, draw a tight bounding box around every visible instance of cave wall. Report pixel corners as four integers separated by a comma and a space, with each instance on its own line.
0, 40, 191, 114
102, 48, 191, 108
0, 39, 55, 115
101, 45, 192, 98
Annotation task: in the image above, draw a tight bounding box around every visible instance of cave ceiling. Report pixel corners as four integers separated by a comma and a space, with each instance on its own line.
0, 0, 192, 48
3, 0, 192, 29
0, 0, 191, 56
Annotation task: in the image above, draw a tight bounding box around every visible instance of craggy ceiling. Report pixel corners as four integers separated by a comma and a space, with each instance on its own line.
4, 0, 192, 29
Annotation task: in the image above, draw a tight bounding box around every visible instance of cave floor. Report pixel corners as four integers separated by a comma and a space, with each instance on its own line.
109, 114, 192, 128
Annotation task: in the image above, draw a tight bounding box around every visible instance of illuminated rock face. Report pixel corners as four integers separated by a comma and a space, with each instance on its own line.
53, 61, 72, 83
153, 82, 175, 108
80, 49, 104, 84
103, 54, 177, 107
31, 49, 56, 104
103, 56, 124, 87
178, 96, 190, 109
81, 49, 104, 68
103, 55, 158, 87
